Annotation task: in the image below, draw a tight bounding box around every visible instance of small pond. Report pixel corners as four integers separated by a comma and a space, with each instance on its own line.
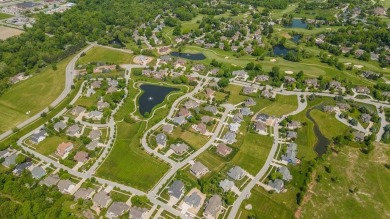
138, 84, 179, 116
306, 109, 331, 156
170, 52, 206, 60
110, 38, 125, 47
284, 19, 307, 29
273, 45, 293, 56
291, 35, 301, 43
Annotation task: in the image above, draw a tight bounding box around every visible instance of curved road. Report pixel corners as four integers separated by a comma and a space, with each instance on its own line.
0, 44, 95, 141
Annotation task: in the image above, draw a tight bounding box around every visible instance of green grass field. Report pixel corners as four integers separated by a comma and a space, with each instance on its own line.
96, 122, 169, 191
261, 95, 298, 117
301, 145, 390, 218
77, 46, 133, 65
0, 56, 68, 133
171, 128, 209, 150
34, 135, 71, 156
0, 13, 12, 20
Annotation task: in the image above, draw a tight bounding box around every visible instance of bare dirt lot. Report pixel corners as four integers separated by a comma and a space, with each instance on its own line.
0, 26, 23, 40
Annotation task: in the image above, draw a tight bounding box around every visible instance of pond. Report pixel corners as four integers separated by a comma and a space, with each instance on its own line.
285, 19, 307, 29
273, 45, 293, 56
110, 38, 125, 47
170, 52, 206, 60
138, 84, 179, 116
306, 109, 331, 156
291, 35, 301, 43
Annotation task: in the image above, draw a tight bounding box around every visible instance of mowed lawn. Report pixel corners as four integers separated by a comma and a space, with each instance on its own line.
96, 122, 169, 191
232, 132, 273, 175
301, 145, 390, 218
171, 128, 209, 150
77, 46, 133, 65
0, 56, 68, 133
261, 94, 298, 116
34, 135, 69, 156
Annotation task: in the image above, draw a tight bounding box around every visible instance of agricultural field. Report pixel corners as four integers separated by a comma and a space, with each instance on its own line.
0, 55, 69, 133
77, 46, 133, 65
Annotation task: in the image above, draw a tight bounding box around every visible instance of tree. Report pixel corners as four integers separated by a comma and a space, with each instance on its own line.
15, 154, 26, 164
218, 78, 230, 88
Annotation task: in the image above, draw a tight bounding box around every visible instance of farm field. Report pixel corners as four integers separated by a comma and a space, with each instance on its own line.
0, 26, 23, 40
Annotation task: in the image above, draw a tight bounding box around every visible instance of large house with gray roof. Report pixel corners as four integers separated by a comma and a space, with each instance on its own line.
31, 166, 46, 179
228, 166, 245, 180
106, 202, 129, 219
129, 206, 148, 219
184, 191, 202, 208
268, 179, 284, 193
93, 190, 112, 208
282, 143, 298, 164
219, 179, 234, 192
156, 133, 167, 147
203, 195, 223, 219
278, 166, 292, 181
190, 162, 209, 178
168, 180, 185, 199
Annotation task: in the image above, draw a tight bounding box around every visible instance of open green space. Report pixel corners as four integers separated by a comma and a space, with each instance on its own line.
0, 13, 12, 20
34, 135, 69, 156
0, 55, 68, 133
261, 95, 298, 117
301, 145, 390, 218
181, 15, 203, 33
196, 149, 226, 173
77, 46, 133, 65
171, 128, 209, 150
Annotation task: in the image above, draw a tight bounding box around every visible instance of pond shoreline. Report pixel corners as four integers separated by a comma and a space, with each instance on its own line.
306, 108, 331, 156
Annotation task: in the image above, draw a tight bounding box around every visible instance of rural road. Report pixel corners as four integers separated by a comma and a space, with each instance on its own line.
0, 44, 94, 141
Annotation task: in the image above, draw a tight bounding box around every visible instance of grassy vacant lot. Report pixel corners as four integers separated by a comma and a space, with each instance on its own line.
301, 145, 390, 218
310, 109, 349, 138
197, 149, 227, 173
96, 122, 169, 191
232, 132, 273, 176
225, 84, 247, 104
77, 46, 133, 65
171, 128, 209, 150
0, 13, 12, 20
0, 26, 23, 40
0, 56, 68, 133
261, 94, 298, 117
34, 135, 70, 156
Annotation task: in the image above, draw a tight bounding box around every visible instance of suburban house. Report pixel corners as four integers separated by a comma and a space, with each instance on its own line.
223, 131, 237, 144
74, 151, 89, 163
245, 98, 256, 107
282, 143, 298, 164
240, 107, 252, 116
201, 116, 213, 124
203, 195, 223, 219
353, 131, 365, 142
74, 188, 95, 200
91, 81, 102, 89
173, 116, 187, 125
229, 122, 240, 133
286, 131, 298, 140
232, 70, 248, 80
13, 161, 32, 176
2, 153, 17, 168
66, 124, 81, 136
30, 129, 47, 144
106, 202, 130, 219
227, 166, 245, 180
268, 179, 284, 193
155, 133, 167, 147
256, 74, 269, 82
184, 100, 200, 109
261, 89, 273, 99
107, 86, 118, 93
71, 106, 86, 116
40, 174, 60, 187
129, 207, 148, 219
54, 121, 67, 132
170, 143, 189, 155
88, 129, 101, 140
322, 105, 335, 113
190, 162, 209, 178
278, 166, 293, 181
242, 86, 257, 94
355, 86, 370, 94
193, 123, 207, 135
87, 110, 103, 120
0, 148, 10, 159
31, 166, 46, 179
162, 124, 173, 134
168, 180, 185, 199
287, 121, 301, 130
361, 113, 372, 123
219, 179, 234, 192
204, 105, 218, 115
93, 190, 112, 208
305, 78, 318, 87
336, 103, 351, 112
86, 140, 99, 151
284, 76, 296, 84
97, 102, 110, 111
232, 113, 244, 123
57, 179, 75, 194
184, 191, 203, 209
328, 80, 342, 90
216, 143, 232, 157
178, 107, 191, 117
56, 142, 74, 158
205, 88, 215, 99
253, 121, 267, 135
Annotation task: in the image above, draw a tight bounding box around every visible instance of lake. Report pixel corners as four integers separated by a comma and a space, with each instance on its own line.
273, 45, 292, 56
285, 19, 307, 29
170, 52, 206, 60
138, 84, 179, 115
306, 109, 330, 156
